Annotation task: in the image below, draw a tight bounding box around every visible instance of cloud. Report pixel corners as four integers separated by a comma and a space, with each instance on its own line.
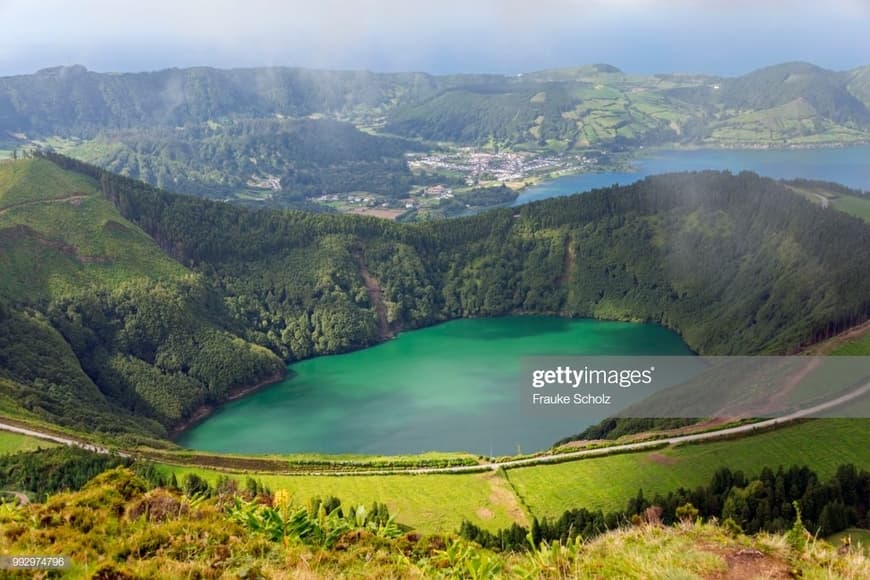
0, 1, 867, 75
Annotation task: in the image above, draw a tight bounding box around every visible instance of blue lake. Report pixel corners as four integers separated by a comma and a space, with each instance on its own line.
515, 146, 870, 205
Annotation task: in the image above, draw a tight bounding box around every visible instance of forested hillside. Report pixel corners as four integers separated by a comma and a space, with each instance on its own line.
2, 63, 868, 144
383, 78, 692, 148
0, 65, 436, 135
849, 65, 870, 108
85, 153, 870, 355
74, 118, 425, 200
2, 152, 869, 440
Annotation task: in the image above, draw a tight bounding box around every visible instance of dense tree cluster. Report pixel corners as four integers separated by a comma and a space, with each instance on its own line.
0, 303, 162, 437
114, 163, 870, 360
46, 279, 283, 428
461, 464, 870, 551
0, 447, 133, 502
0, 446, 275, 503
82, 118, 425, 199
563, 417, 698, 442
1, 243, 283, 440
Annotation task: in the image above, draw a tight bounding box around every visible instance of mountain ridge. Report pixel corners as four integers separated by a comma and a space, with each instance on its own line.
3, 60, 869, 205
1, 60, 867, 138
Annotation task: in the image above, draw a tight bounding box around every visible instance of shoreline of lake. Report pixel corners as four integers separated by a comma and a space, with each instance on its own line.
177, 316, 693, 456
169, 369, 287, 440
513, 144, 870, 206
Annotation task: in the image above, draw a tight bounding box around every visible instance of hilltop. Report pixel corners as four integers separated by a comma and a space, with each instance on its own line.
0, 157, 186, 301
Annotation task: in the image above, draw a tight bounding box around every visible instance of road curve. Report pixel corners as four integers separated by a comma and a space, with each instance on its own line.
0, 421, 120, 456
1, 380, 868, 477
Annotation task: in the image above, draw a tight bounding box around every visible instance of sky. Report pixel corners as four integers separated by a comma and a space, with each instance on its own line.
0, 0, 868, 77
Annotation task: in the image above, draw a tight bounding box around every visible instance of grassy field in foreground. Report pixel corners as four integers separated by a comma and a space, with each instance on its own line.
0, 431, 58, 455
156, 464, 522, 533
508, 419, 870, 519
156, 420, 870, 533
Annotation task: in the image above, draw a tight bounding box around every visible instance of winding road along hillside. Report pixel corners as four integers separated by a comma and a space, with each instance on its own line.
1, 379, 868, 476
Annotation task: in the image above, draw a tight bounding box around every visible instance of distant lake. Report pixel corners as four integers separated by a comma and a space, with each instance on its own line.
515, 146, 870, 205
177, 317, 693, 456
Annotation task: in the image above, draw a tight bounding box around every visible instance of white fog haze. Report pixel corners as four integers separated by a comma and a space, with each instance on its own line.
0, 0, 868, 75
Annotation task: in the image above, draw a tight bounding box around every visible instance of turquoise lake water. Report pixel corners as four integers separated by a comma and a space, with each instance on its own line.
178, 318, 693, 456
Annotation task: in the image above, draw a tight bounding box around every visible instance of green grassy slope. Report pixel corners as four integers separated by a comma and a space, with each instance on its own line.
0, 431, 57, 455
152, 420, 870, 532
0, 158, 97, 206
829, 528, 870, 556
832, 195, 870, 222
0, 159, 187, 301
0, 158, 284, 440
783, 179, 870, 222
155, 465, 520, 533
3, 466, 866, 579
833, 334, 870, 355
509, 420, 870, 518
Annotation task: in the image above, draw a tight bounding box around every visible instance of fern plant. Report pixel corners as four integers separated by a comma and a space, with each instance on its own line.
227, 495, 401, 548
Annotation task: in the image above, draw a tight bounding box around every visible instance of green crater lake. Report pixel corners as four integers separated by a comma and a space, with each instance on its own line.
177, 317, 693, 456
